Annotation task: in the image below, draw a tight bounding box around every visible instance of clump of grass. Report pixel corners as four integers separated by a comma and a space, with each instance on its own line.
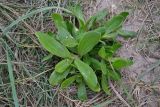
0, 1, 68, 106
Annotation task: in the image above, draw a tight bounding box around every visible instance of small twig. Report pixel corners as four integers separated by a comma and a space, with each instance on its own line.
87, 95, 103, 105
59, 92, 79, 106
56, 0, 61, 13
75, 101, 81, 107
87, 92, 102, 104
109, 81, 131, 107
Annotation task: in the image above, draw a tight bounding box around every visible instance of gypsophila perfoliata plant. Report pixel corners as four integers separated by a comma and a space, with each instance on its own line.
35, 5, 136, 100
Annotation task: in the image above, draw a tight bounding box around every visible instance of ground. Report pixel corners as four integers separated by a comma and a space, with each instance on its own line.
0, 0, 160, 107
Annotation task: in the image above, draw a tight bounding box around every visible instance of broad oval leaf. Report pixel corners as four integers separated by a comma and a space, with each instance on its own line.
83, 55, 92, 65
83, 55, 101, 70
75, 30, 85, 41
88, 57, 101, 71
55, 59, 73, 73
77, 80, 87, 101
94, 27, 106, 36
78, 31, 101, 56
61, 75, 77, 89
58, 27, 78, 47
74, 59, 100, 92
100, 60, 108, 75
57, 27, 71, 40
51, 13, 66, 29
66, 21, 77, 36
101, 74, 111, 95
105, 12, 129, 34
49, 70, 69, 87
111, 57, 133, 70
52, 13, 63, 23
35, 32, 71, 58
61, 37, 78, 47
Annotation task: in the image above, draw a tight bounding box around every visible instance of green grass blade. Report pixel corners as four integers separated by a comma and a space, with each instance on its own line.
6, 49, 19, 107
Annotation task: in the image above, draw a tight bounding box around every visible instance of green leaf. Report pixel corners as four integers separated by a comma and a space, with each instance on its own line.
61, 37, 78, 47
98, 46, 107, 59
57, 27, 70, 40
76, 75, 82, 83
109, 70, 121, 81
101, 74, 110, 95
47, 31, 55, 36
77, 80, 87, 101
74, 59, 100, 92
108, 42, 122, 53
105, 12, 129, 34
78, 31, 101, 56
111, 58, 133, 70
104, 42, 122, 57
85, 17, 96, 30
51, 14, 78, 47
83, 55, 91, 65
89, 57, 101, 70
94, 27, 106, 36
52, 13, 63, 23
58, 27, 78, 47
55, 59, 73, 73
75, 30, 85, 41
66, 21, 77, 36
102, 32, 118, 39
85, 9, 108, 30
52, 14, 76, 47
42, 54, 53, 62
83, 56, 101, 71
71, 4, 85, 27
61, 75, 77, 89
51, 13, 66, 29
98, 43, 122, 59
35, 32, 71, 58
100, 60, 108, 75
68, 47, 78, 54
117, 29, 137, 38
49, 70, 69, 87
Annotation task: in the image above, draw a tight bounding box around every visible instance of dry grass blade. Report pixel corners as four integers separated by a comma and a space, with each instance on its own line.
2, 6, 71, 35
109, 81, 131, 107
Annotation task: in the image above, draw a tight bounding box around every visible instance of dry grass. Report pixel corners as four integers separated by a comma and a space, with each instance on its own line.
0, 0, 160, 107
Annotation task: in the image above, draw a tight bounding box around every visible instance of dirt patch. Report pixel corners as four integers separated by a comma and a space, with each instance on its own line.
82, 0, 160, 106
